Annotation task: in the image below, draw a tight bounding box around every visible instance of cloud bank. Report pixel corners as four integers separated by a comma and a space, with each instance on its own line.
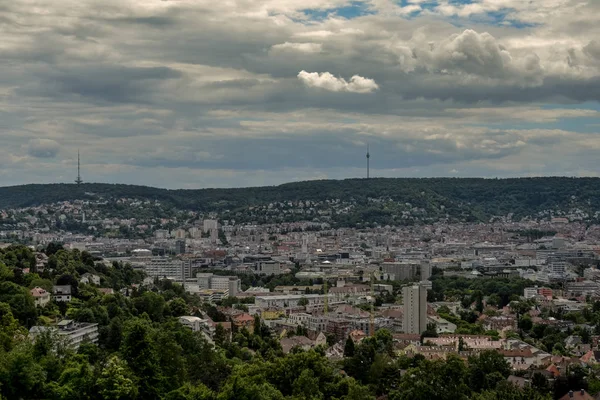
0, 0, 598, 188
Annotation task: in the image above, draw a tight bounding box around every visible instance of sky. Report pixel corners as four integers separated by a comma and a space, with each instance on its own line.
1, 0, 600, 189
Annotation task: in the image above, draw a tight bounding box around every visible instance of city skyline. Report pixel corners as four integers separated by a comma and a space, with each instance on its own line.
1, 0, 599, 189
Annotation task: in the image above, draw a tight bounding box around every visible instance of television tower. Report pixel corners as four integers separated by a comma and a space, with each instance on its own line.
75, 150, 83, 185
366, 144, 370, 179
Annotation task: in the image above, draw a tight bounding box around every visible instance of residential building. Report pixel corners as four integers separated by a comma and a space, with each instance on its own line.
196, 273, 241, 297
29, 319, 98, 350
427, 315, 457, 334
144, 257, 188, 281
179, 316, 206, 332
524, 287, 540, 299
232, 313, 255, 333
382, 262, 419, 281
421, 260, 432, 281
565, 280, 600, 297
402, 285, 427, 335
30, 287, 51, 307
53, 285, 72, 302
80, 273, 101, 285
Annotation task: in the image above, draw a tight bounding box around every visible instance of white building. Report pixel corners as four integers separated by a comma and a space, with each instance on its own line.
179, 316, 206, 332
53, 285, 72, 302
427, 316, 457, 334
402, 285, 427, 335
421, 260, 432, 281
80, 273, 101, 285
144, 257, 188, 281
196, 273, 241, 297
548, 260, 567, 276
524, 287, 540, 299
255, 294, 331, 309
30, 320, 98, 350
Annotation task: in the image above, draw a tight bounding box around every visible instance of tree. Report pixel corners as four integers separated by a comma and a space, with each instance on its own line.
0, 302, 23, 352
467, 351, 511, 392
0, 343, 46, 399
292, 369, 321, 399
121, 319, 162, 399
96, 356, 139, 400
169, 298, 188, 317
0, 281, 37, 326
48, 356, 95, 400
214, 324, 228, 348
297, 297, 309, 307
531, 372, 550, 394
344, 337, 355, 358
45, 242, 64, 256
519, 315, 533, 332
165, 383, 214, 400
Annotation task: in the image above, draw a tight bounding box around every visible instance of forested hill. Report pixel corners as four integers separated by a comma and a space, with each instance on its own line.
2, 177, 600, 225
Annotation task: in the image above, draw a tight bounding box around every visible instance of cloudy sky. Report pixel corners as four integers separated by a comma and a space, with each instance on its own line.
1, 0, 599, 188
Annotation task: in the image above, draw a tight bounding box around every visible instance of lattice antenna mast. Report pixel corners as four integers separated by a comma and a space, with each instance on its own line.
75, 150, 83, 185
366, 144, 370, 179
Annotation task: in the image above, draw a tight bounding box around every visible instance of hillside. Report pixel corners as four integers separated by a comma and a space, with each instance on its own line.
2, 177, 600, 226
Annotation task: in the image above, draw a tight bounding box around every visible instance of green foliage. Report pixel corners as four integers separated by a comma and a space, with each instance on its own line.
5, 178, 600, 228
96, 356, 139, 400
468, 351, 511, 392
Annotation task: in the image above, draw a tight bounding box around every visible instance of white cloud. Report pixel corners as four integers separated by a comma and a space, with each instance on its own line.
297, 70, 379, 93
270, 42, 323, 54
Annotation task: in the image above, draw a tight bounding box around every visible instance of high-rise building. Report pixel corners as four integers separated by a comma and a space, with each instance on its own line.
203, 219, 219, 233
175, 239, 186, 255
420, 260, 432, 281
402, 285, 427, 335
381, 262, 419, 281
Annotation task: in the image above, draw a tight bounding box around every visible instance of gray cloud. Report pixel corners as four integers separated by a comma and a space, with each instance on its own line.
27, 139, 60, 158
0, 0, 598, 188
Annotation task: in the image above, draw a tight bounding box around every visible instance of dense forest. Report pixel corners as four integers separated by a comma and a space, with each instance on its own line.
2, 177, 600, 226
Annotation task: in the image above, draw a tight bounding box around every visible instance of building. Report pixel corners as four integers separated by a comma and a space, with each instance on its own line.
421, 260, 432, 281
548, 259, 567, 276
558, 389, 594, 400
29, 319, 98, 350
255, 294, 330, 309
402, 285, 427, 335
80, 273, 101, 285
175, 240, 186, 255
382, 262, 419, 281
53, 285, 72, 302
196, 273, 241, 297
144, 257, 189, 281
30, 287, 51, 307
524, 287, 540, 299
565, 281, 600, 297
427, 315, 457, 334
179, 316, 207, 332
203, 219, 219, 233
232, 313, 255, 333
256, 260, 286, 275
